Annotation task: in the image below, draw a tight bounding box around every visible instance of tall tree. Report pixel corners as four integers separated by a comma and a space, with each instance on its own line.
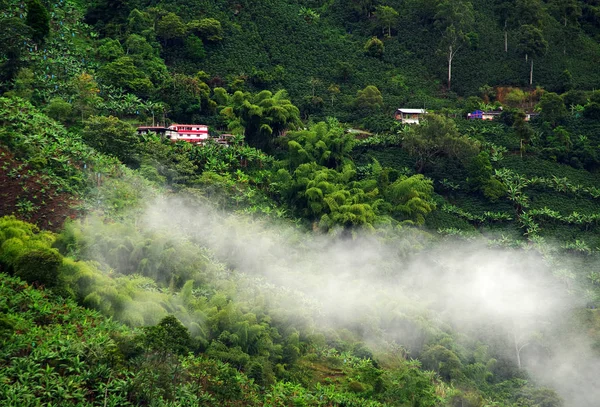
351, 0, 376, 19
495, 0, 543, 53
517, 24, 548, 86
537, 92, 567, 127
82, 115, 141, 166
0, 18, 31, 83
434, 0, 475, 91
25, 0, 50, 44
549, 0, 582, 54
515, 0, 543, 26
71, 73, 102, 121
375, 5, 399, 37
494, 0, 516, 52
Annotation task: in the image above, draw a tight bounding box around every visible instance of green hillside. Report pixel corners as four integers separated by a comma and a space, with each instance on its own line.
3, 0, 600, 406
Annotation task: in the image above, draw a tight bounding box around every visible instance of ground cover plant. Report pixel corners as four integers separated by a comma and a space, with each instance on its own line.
5, 0, 600, 405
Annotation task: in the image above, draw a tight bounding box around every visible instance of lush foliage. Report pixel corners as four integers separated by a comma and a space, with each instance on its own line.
5, 0, 600, 405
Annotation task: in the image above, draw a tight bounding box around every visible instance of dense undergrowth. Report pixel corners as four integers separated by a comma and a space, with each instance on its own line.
4, 0, 600, 405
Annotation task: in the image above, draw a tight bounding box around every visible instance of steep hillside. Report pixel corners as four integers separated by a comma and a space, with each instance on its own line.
4, 1, 600, 406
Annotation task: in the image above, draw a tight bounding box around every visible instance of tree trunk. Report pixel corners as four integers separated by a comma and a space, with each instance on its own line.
504, 20, 508, 52
448, 46, 453, 91
514, 333, 522, 369
563, 17, 567, 55
529, 59, 533, 86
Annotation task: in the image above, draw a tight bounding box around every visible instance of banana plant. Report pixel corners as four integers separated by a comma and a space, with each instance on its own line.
529, 207, 562, 221
438, 178, 460, 191
584, 187, 600, 199
482, 211, 512, 222
551, 175, 571, 193
564, 240, 592, 255
565, 211, 584, 225
518, 213, 539, 238
553, 268, 575, 290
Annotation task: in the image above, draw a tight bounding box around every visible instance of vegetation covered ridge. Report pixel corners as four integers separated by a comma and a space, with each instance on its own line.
4, 0, 600, 406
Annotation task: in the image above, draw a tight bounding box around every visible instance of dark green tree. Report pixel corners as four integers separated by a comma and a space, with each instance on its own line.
128, 9, 152, 35
375, 5, 399, 37
9, 68, 35, 101
45, 97, 73, 123
0, 18, 32, 83
157, 73, 213, 122
466, 151, 506, 200
351, 0, 375, 19
494, 0, 516, 52
124, 34, 155, 58
517, 24, 548, 86
355, 85, 383, 112
537, 92, 567, 127
401, 114, 479, 172
156, 12, 187, 44
97, 39, 125, 61
556, 69, 574, 93
515, 0, 543, 26
184, 35, 206, 60
25, 0, 50, 44
99, 57, 154, 96
512, 110, 534, 157
434, 0, 475, 90
421, 344, 464, 381
143, 315, 193, 356
82, 115, 141, 166
549, 0, 581, 54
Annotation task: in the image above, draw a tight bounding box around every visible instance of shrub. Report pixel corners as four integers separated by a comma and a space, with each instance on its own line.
188, 18, 223, 42
45, 98, 73, 124
364, 37, 384, 58
14, 249, 63, 288
561, 90, 587, 108
0, 314, 14, 340
143, 315, 194, 355
483, 178, 507, 202
348, 380, 367, 393
583, 102, 600, 120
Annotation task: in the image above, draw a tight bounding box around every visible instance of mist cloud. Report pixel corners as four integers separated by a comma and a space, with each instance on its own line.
101, 194, 600, 406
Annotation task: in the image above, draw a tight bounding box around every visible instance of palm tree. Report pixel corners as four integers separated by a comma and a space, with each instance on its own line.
143, 101, 166, 126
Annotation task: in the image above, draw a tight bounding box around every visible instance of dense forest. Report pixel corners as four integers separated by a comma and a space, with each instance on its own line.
3, 0, 600, 406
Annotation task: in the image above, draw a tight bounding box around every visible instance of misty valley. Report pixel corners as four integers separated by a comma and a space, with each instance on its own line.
3, 0, 600, 406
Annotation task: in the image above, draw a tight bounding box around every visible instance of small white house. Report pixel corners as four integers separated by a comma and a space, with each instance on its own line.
481, 111, 502, 121
395, 108, 427, 124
